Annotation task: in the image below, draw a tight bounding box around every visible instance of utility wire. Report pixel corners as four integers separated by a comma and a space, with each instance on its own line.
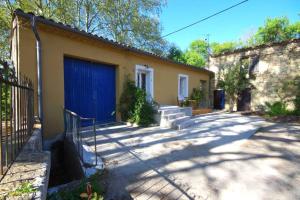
162, 0, 249, 38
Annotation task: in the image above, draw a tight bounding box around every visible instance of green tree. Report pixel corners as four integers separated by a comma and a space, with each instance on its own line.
167, 45, 186, 63
218, 60, 251, 112
0, 0, 167, 59
288, 21, 300, 39
184, 51, 206, 67
97, 0, 167, 54
252, 17, 300, 44
210, 41, 238, 55
207, 17, 300, 55
189, 39, 209, 60
182, 39, 208, 67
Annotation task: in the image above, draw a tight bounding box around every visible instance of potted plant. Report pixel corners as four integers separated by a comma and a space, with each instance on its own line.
190, 88, 202, 109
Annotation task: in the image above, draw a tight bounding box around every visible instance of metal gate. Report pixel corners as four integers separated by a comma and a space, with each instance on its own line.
64, 57, 116, 124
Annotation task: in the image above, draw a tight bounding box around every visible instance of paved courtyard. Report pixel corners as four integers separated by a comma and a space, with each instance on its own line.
83, 113, 300, 200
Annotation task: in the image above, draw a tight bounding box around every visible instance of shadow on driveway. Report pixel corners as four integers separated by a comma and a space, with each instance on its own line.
83, 113, 300, 200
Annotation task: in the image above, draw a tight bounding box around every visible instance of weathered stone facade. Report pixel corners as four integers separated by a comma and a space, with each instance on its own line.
209, 39, 300, 110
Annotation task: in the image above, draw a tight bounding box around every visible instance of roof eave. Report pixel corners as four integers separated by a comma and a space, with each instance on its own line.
13, 9, 214, 75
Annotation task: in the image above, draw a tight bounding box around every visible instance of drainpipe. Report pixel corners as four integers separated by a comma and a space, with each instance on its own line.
31, 15, 43, 140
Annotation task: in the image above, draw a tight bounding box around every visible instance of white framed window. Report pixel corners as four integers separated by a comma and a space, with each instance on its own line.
135, 65, 154, 101
178, 74, 189, 100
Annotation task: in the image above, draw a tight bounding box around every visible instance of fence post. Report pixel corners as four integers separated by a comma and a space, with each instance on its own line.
4, 75, 8, 167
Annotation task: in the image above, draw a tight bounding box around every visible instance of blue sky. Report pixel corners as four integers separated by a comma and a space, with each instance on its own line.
160, 0, 300, 50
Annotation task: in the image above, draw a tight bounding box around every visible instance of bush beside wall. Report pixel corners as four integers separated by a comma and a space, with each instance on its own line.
118, 77, 155, 127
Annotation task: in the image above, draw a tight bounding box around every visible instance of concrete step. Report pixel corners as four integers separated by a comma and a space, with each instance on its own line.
163, 112, 186, 121
158, 106, 193, 129
160, 115, 191, 129
161, 107, 192, 116
161, 108, 183, 116
169, 116, 191, 129
176, 119, 197, 130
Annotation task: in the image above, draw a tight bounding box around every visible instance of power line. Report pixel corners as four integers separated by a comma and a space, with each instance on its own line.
162, 0, 249, 38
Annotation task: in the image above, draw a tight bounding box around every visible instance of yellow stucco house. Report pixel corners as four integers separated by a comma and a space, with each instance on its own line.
11, 9, 214, 138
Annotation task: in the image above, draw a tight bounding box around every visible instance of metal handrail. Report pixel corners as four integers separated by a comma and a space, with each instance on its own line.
63, 109, 98, 167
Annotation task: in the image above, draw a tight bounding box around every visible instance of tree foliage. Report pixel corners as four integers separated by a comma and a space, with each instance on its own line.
189, 39, 209, 60
0, 0, 167, 59
167, 39, 208, 68
184, 39, 207, 67
183, 50, 205, 67
210, 41, 239, 55
178, 16, 300, 58
217, 60, 251, 112
167, 45, 186, 63
252, 17, 300, 44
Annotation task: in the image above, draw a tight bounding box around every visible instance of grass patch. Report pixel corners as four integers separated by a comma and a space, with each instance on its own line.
47, 172, 105, 200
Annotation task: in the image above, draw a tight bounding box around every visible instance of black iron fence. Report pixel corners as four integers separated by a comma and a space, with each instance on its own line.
0, 61, 34, 179
63, 109, 98, 167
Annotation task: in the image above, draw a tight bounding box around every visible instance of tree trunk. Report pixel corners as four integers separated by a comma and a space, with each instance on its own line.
229, 96, 235, 112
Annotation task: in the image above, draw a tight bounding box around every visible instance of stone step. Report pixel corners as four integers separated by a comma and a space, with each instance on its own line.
169, 116, 191, 129
163, 112, 186, 121
158, 106, 193, 129
161, 108, 183, 116
160, 115, 191, 128
161, 107, 192, 116
176, 118, 197, 130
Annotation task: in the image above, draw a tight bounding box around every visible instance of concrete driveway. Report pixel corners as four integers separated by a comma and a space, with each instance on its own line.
83, 112, 300, 200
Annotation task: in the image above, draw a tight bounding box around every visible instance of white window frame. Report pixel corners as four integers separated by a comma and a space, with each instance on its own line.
135, 65, 154, 101
178, 74, 189, 100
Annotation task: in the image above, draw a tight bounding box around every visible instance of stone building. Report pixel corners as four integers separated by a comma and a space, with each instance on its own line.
209, 39, 300, 111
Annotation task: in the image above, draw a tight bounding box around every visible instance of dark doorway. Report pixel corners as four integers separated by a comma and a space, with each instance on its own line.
237, 88, 251, 111
214, 89, 225, 110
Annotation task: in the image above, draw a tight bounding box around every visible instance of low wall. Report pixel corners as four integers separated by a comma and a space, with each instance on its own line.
0, 128, 51, 200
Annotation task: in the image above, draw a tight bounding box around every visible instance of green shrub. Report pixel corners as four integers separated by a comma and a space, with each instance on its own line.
130, 89, 155, 126
118, 77, 137, 121
190, 88, 203, 105
265, 101, 288, 116
181, 99, 190, 107
118, 77, 155, 126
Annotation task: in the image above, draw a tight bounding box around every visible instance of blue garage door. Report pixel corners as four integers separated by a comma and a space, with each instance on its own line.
64, 57, 116, 124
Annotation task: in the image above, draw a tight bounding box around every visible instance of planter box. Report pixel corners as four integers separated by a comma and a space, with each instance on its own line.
192, 108, 212, 116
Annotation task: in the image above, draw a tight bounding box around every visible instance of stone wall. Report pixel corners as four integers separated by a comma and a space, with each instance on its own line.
209, 39, 300, 110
